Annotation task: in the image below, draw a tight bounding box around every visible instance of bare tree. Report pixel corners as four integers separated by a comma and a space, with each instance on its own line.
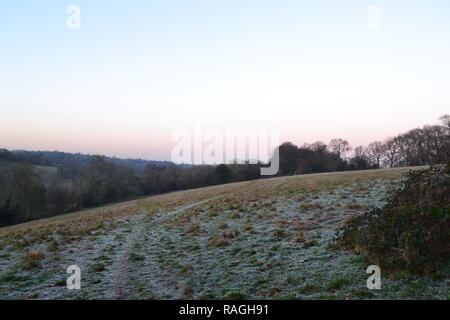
382, 138, 400, 168
308, 141, 327, 153
329, 139, 352, 158
439, 114, 450, 162
439, 114, 450, 133
366, 141, 385, 168
349, 145, 369, 170
354, 145, 366, 158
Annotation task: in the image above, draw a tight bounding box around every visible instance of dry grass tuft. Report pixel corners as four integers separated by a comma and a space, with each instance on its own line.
291, 232, 306, 243
46, 240, 59, 252
21, 250, 45, 270
185, 223, 201, 235
207, 237, 230, 248
217, 222, 228, 230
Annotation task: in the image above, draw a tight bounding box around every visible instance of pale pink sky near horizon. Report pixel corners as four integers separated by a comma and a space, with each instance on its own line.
0, 115, 445, 161
1, 1, 449, 161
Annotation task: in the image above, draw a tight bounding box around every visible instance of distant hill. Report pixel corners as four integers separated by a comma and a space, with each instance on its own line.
0, 149, 177, 171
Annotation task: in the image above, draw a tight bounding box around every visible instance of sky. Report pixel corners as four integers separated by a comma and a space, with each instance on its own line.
1, 1, 449, 161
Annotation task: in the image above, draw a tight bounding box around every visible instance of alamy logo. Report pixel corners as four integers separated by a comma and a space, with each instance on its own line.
366, 265, 381, 289
170, 124, 280, 175
367, 5, 382, 31
66, 5, 81, 30
66, 265, 81, 289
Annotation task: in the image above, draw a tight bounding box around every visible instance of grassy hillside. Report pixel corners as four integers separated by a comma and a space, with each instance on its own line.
0, 167, 447, 300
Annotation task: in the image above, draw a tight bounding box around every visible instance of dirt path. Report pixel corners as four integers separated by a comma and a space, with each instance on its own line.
110, 197, 221, 299
111, 216, 145, 299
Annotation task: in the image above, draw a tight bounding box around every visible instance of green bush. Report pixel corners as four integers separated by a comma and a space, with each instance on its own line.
335, 164, 450, 273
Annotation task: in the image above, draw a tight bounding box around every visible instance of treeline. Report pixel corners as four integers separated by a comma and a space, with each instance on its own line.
0, 155, 261, 226
0, 149, 175, 178
0, 115, 448, 227
278, 114, 450, 174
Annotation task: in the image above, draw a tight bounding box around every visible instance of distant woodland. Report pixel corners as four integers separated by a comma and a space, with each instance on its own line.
1, 115, 448, 227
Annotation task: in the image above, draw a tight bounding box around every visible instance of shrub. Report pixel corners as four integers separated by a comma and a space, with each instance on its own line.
334, 164, 450, 273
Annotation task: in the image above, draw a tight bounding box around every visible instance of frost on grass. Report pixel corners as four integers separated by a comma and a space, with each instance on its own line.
0, 167, 447, 299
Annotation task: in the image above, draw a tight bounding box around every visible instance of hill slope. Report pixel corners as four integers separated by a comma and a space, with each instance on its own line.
0, 167, 447, 299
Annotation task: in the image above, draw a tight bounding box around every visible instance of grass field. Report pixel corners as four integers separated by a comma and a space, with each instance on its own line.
33, 165, 58, 174
0, 166, 448, 300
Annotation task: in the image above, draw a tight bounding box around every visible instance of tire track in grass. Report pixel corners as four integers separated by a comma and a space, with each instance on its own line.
111, 216, 145, 299
125, 197, 223, 299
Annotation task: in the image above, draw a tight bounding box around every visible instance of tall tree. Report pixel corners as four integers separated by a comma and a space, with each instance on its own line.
366, 141, 385, 168
329, 139, 352, 158
439, 114, 450, 133
382, 138, 400, 168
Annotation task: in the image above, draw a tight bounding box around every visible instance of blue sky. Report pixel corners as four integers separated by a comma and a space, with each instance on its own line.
1, 1, 449, 160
